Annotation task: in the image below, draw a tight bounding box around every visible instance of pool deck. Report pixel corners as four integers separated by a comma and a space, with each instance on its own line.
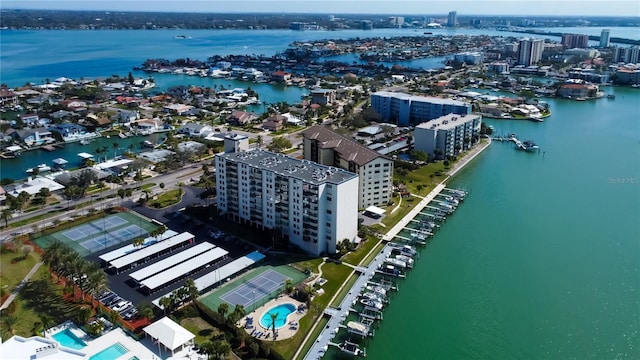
46, 321, 204, 360
241, 296, 307, 341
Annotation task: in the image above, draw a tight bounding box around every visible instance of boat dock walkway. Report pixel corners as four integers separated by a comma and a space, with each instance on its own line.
303, 243, 396, 360
382, 184, 447, 242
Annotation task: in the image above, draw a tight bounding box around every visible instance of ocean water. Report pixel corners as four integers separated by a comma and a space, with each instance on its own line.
1, 29, 639, 359
360, 87, 640, 360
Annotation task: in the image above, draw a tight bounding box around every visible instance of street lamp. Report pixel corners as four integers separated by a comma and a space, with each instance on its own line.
252, 290, 256, 312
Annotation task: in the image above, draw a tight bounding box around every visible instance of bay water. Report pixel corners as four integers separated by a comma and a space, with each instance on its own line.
1, 28, 639, 359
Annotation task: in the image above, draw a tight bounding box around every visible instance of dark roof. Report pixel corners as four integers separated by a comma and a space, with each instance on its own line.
302, 125, 388, 166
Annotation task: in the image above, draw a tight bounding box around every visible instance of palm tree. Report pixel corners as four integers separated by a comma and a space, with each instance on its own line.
107, 309, 122, 328
1, 208, 12, 228
42, 241, 68, 283
2, 315, 18, 336
217, 303, 229, 318
184, 278, 199, 311
39, 314, 54, 337
86, 267, 108, 310
159, 296, 172, 315
269, 312, 279, 341
141, 188, 151, 202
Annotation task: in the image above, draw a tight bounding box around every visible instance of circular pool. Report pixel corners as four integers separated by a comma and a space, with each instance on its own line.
259, 303, 297, 329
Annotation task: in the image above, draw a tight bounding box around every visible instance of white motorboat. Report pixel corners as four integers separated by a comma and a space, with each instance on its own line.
26, 164, 51, 173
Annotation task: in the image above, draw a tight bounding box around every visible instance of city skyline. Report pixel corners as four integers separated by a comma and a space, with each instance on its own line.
2, 0, 639, 17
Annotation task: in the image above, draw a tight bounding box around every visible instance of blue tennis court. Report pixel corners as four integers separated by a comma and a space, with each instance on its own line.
34, 212, 160, 257
79, 224, 146, 252
220, 269, 290, 308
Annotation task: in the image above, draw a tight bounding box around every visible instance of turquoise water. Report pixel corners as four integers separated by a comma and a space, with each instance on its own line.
89, 342, 129, 360
52, 329, 87, 350
355, 89, 640, 360
260, 303, 296, 329
1, 28, 639, 359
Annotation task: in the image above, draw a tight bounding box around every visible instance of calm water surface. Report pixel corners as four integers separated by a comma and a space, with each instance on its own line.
1, 29, 639, 359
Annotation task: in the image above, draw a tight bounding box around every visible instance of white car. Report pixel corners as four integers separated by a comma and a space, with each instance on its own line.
112, 301, 132, 312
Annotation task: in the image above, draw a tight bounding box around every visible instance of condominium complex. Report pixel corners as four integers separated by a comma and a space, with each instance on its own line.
370, 91, 471, 126
561, 34, 590, 49
301, 125, 394, 209
600, 29, 611, 48
517, 38, 545, 66
215, 150, 359, 256
613, 46, 640, 64
414, 114, 482, 160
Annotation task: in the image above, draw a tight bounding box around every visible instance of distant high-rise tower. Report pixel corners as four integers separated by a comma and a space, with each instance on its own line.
600, 29, 611, 48
517, 38, 545, 66
447, 11, 457, 27
561, 34, 590, 49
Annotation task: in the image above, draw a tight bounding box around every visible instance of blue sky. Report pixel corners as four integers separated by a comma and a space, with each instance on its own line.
2, 0, 639, 16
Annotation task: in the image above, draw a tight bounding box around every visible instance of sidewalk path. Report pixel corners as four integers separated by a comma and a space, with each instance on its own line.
0, 261, 43, 310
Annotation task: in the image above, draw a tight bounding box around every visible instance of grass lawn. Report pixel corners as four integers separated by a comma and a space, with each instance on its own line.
397, 161, 448, 195
149, 189, 183, 209
271, 262, 352, 359
294, 316, 329, 360
141, 183, 156, 190
330, 273, 358, 308
341, 236, 380, 266
4, 265, 66, 338
0, 250, 40, 293
180, 317, 222, 345
362, 242, 385, 266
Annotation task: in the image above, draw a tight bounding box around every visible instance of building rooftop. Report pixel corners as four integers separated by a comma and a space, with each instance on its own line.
219, 149, 357, 185
0, 336, 85, 360
302, 125, 388, 166
416, 113, 481, 131
372, 91, 470, 106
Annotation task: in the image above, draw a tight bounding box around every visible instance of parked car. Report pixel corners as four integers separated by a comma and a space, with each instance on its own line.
111, 300, 131, 312
106, 297, 123, 307
122, 308, 138, 320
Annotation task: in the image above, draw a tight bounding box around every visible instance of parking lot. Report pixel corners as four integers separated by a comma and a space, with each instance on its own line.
86, 209, 263, 320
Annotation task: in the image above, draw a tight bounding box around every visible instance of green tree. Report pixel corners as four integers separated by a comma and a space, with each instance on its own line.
39, 315, 54, 337
217, 303, 229, 318
269, 312, 278, 342
268, 136, 292, 153
87, 267, 108, 310
1, 208, 12, 227
184, 278, 200, 311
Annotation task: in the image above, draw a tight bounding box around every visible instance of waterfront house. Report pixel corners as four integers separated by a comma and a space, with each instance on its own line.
310, 89, 337, 105
271, 70, 292, 83
262, 114, 286, 131
0, 89, 18, 108
163, 103, 193, 116
178, 122, 212, 137
227, 110, 258, 125
19, 113, 39, 125
133, 119, 165, 135
118, 109, 139, 124
48, 123, 92, 141
13, 127, 56, 147
558, 83, 599, 99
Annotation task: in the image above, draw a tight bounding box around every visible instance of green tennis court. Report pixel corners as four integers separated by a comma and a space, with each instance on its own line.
34, 212, 160, 257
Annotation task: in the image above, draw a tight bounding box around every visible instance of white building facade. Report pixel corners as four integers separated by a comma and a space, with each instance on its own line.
414, 114, 482, 160
216, 150, 359, 256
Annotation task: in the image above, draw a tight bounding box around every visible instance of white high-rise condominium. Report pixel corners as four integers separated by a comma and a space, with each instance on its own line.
600, 29, 611, 48
447, 11, 457, 27
517, 38, 545, 66
215, 149, 359, 256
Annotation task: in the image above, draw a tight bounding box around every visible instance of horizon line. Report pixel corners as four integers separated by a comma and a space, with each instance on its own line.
2, 8, 639, 18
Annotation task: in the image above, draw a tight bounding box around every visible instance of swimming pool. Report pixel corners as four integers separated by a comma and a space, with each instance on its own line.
259, 303, 297, 329
89, 342, 129, 360
52, 328, 87, 350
